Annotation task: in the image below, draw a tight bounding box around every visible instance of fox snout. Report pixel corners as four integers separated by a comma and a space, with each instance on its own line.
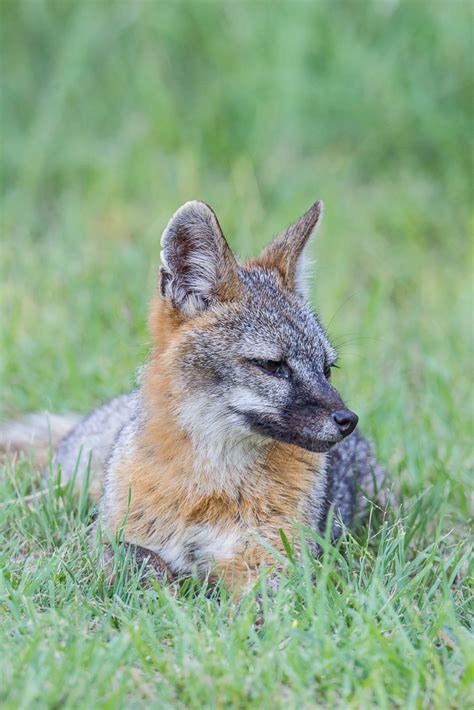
287, 401, 359, 453
289, 401, 359, 453
274, 377, 359, 452
243, 397, 359, 454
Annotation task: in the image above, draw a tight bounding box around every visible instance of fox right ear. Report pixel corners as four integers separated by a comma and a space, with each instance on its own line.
255, 199, 323, 296
159, 201, 241, 315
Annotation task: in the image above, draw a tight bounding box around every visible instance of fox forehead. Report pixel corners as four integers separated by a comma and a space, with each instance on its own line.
235, 267, 335, 362
180, 266, 336, 366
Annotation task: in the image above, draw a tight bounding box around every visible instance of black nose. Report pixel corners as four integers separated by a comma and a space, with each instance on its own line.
332, 409, 358, 437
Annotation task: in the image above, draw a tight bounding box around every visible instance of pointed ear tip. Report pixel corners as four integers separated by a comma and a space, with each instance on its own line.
309, 199, 324, 228
300, 199, 323, 225
297, 199, 323, 236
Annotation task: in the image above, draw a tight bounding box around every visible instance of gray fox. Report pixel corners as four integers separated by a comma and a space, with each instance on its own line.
1, 199, 386, 592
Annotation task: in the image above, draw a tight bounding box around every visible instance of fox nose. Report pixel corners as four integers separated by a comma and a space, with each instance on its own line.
332, 409, 358, 437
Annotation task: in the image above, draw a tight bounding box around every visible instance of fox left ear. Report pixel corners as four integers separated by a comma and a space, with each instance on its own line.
256, 200, 323, 295
159, 201, 241, 315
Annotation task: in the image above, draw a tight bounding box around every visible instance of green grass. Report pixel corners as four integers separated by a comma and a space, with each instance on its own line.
1, 0, 472, 707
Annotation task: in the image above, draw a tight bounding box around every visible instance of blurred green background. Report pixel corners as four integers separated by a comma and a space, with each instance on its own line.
1, 0, 472, 505
1, 3, 473, 706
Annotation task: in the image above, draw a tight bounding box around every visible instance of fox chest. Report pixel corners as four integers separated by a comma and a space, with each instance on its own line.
117, 454, 317, 576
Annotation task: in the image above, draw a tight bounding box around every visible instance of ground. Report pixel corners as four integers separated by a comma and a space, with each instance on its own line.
1, 1, 472, 707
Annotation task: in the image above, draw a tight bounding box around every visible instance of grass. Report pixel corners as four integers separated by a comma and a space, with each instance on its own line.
1, 0, 472, 707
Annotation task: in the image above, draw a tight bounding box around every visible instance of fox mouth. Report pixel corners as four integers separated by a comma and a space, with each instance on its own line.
239, 412, 343, 453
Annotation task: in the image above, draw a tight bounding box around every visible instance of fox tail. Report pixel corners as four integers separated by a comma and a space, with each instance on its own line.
0, 412, 81, 467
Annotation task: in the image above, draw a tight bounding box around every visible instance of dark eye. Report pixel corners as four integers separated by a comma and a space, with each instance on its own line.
251, 359, 291, 379
324, 363, 339, 380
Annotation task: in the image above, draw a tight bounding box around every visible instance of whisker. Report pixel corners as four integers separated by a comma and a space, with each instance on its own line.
324, 291, 363, 331
331, 334, 384, 348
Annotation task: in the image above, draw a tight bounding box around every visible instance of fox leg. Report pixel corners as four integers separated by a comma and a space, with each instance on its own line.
100, 541, 174, 586
211, 542, 282, 598
127, 544, 174, 584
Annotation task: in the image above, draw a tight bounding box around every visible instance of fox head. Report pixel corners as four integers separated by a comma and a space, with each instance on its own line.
148, 200, 358, 460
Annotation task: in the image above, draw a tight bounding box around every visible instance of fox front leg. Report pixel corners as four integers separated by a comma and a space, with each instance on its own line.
101, 541, 174, 586
127, 543, 174, 584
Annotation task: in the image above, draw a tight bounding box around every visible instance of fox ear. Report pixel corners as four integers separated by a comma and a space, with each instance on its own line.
256, 200, 323, 295
159, 201, 241, 314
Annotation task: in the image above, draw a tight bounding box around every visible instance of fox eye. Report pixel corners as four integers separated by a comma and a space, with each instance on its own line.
324, 363, 339, 380
251, 359, 291, 379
